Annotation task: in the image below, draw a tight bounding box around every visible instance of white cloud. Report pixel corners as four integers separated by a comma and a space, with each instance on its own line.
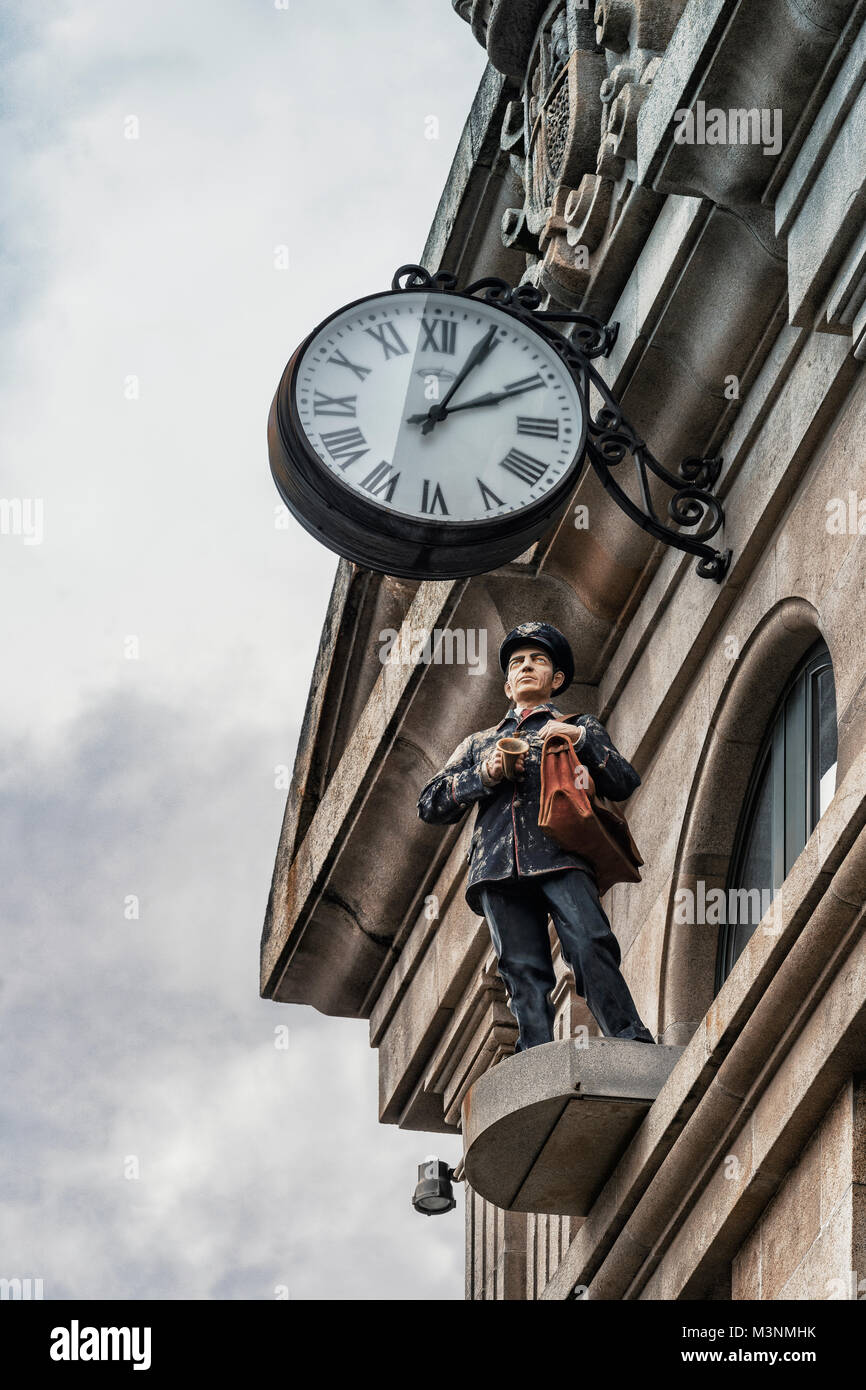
0, 694, 465, 1299
0, 0, 486, 1299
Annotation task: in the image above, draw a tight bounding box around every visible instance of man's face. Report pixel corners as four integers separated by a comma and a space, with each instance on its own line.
504, 645, 564, 706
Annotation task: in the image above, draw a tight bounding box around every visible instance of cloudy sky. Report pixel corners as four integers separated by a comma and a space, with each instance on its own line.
1, 0, 487, 1299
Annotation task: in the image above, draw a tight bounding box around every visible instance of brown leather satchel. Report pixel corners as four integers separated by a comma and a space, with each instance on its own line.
538, 731, 644, 897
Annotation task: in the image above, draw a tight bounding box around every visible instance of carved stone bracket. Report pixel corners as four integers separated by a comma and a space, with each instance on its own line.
594, 0, 689, 55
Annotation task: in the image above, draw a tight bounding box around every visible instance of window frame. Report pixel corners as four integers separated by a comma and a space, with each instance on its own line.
715, 639, 836, 990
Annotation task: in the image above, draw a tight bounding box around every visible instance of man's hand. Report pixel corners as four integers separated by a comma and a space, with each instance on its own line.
540, 720, 586, 744
483, 748, 525, 783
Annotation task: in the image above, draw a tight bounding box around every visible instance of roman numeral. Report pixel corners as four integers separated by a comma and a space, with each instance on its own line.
420, 479, 449, 515
500, 448, 548, 486
420, 317, 457, 354
327, 349, 370, 381
313, 389, 357, 417
364, 321, 409, 360
505, 373, 545, 394
321, 427, 369, 469
517, 416, 558, 438
477, 479, 505, 510
359, 461, 400, 502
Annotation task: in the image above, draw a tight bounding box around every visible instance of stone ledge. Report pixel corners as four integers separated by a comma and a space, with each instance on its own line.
775, 12, 866, 238
462, 1038, 684, 1216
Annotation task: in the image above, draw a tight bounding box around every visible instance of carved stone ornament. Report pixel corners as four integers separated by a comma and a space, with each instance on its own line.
452, 0, 551, 78
455, 0, 689, 308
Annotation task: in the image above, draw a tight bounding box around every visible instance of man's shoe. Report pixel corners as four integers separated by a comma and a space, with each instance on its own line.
615, 1028, 656, 1043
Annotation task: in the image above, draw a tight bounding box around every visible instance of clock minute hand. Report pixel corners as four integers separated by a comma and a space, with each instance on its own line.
420, 324, 498, 435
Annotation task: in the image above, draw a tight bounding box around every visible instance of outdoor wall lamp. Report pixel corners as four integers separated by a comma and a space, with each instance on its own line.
411, 1156, 459, 1216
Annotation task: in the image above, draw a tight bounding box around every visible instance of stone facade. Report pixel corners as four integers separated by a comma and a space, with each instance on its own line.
262, 0, 866, 1298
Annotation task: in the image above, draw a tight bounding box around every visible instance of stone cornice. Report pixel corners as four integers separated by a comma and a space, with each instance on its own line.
260, 579, 466, 1005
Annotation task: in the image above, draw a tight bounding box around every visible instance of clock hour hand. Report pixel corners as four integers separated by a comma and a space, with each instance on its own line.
418, 324, 498, 434
407, 378, 543, 425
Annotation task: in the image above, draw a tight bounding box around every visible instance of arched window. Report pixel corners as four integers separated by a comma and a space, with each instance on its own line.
715, 640, 837, 988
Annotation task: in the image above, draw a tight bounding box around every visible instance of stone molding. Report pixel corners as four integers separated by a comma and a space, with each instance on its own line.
659, 598, 827, 1042
777, 12, 866, 351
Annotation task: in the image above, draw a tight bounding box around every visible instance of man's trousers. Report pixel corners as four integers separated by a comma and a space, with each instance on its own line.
477, 868, 655, 1051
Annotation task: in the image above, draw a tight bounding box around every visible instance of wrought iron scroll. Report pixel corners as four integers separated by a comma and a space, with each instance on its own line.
391, 264, 732, 581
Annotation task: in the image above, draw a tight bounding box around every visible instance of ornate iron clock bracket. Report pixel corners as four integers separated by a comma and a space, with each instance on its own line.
393, 265, 732, 582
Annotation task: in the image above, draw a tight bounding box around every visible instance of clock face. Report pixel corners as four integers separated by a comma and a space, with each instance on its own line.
291, 289, 585, 525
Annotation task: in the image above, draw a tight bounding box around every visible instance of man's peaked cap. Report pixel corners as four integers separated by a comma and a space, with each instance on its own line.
499, 622, 575, 693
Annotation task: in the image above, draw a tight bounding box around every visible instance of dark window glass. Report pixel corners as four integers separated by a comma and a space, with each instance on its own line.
737, 755, 773, 900
715, 642, 837, 989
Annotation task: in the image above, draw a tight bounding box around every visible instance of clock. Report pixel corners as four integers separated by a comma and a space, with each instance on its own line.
268, 270, 589, 578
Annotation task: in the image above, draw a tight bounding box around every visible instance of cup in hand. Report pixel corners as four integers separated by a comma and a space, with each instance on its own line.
497, 736, 529, 779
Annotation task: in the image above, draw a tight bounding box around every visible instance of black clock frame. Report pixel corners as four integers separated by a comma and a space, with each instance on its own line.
268, 264, 731, 582
269, 281, 591, 579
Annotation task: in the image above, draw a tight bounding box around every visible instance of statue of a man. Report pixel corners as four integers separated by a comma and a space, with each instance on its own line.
417, 621, 655, 1051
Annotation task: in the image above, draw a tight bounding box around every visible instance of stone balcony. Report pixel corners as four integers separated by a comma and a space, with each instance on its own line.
462, 1038, 684, 1215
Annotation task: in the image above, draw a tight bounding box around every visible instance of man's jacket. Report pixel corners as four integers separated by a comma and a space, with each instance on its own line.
416, 701, 641, 916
